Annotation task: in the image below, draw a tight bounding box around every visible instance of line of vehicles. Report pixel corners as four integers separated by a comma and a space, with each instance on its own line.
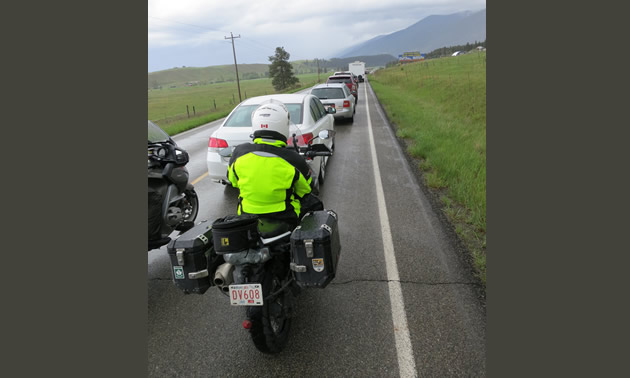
206, 61, 367, 190
148, 61, 367, 354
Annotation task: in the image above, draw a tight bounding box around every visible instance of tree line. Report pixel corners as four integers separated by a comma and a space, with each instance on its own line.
384, 40, 487, 67
424, 40, 487, 59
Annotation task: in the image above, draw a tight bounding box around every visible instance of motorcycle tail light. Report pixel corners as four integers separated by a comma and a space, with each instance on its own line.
243, 320, 252, 329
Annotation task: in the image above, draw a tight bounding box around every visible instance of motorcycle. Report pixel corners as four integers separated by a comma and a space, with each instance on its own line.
217, 130, 339, 353
168, 129, 340, 354
148, 120, 199, 251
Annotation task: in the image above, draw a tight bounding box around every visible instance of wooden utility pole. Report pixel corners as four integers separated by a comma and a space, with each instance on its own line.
225, 32, 242, 103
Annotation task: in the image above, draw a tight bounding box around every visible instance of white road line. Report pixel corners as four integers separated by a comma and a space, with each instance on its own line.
364, 84, 418, 378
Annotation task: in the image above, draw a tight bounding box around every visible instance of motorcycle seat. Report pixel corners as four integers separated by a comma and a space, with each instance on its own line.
257, 218, 292, 239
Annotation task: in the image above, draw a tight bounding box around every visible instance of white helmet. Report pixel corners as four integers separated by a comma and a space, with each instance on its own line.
251, 100, 290, 142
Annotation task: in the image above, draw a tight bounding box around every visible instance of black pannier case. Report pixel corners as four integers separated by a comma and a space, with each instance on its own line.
167, 220, 220, 295
290, 210, 341, 288
211, 214, 259, 254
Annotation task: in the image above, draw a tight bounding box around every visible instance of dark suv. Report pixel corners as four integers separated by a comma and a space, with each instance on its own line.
326, 75, 358, 103
334, 71, 359, 86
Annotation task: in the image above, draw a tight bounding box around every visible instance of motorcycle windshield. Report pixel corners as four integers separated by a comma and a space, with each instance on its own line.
148, 120, 170, 143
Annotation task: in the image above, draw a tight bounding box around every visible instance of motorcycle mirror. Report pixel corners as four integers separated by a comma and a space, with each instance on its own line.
291, 133, 299, 152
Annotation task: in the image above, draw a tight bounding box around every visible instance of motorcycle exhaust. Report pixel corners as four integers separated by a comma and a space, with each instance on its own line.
214, 263, 234, 291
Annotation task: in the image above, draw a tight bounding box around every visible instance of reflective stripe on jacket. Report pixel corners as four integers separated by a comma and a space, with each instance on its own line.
227, 138, 312, 218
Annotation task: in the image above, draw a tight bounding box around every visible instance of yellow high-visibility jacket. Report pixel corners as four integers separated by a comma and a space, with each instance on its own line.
227, 138, 312, 219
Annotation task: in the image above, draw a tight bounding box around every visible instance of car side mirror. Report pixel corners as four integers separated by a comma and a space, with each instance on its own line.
318, 130, 336, 140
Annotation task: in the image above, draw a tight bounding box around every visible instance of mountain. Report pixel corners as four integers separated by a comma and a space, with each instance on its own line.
336, 9, 486, 58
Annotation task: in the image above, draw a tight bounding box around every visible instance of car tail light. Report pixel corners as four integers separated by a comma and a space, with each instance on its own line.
343, 101, 350, 108
287, 132, 314, 146
208, 137, 228, 152
209, 137, 229, 148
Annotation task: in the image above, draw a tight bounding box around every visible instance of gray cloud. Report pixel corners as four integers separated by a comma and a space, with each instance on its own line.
148, 0, 486, 72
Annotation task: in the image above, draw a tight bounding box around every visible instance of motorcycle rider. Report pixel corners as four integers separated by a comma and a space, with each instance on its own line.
227, 101, 316, 229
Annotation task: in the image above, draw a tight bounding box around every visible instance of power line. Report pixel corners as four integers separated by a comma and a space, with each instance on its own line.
241, 37, 276, 52
241, 37, 312, 61
238, 38, 273, 57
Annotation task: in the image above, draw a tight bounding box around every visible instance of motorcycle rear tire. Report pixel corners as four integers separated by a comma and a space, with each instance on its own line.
247, 271, 292, 354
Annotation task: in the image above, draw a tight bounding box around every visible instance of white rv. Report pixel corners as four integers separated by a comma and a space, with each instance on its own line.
348, 61, 366, 82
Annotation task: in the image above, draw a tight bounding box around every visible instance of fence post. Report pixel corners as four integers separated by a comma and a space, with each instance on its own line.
193, 106, 196, 115
214, 99, 216, 110
186, 105, 190, 118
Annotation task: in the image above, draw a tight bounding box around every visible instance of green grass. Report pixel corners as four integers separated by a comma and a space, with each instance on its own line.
370, 52, 486, 284
148, 64, 271, 88
149, 72, 332, 135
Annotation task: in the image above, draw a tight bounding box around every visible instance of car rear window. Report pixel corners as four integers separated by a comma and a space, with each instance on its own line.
327, 77, 352, 84
311, 88, 345, 99
224, 104, 303, 126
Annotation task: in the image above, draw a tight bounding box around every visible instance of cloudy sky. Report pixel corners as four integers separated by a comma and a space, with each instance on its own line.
148, 0, 486, 73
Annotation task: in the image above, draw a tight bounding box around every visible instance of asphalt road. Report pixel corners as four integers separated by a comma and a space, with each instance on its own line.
148, 81, 486, 377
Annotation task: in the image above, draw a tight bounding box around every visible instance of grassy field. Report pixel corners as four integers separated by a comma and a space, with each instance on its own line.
369, 52, 486, 283
148, 64, 270, 88
148, 72, 333, 135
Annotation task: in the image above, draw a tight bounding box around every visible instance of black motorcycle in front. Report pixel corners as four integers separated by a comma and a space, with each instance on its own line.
148, 120, 199, 251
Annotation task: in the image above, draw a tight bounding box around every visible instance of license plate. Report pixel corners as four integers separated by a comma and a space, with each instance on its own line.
229, 284, 263, 306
